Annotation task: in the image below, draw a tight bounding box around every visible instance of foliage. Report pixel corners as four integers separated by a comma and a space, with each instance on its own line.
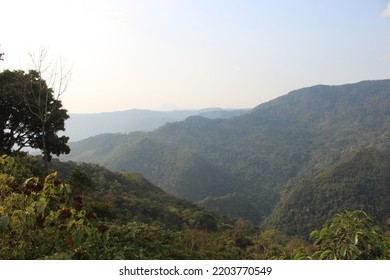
310, 210, 390, 260
1, 155, 389, 260
49, 159, 215, 230
0, 69, 70, 163
104, 222, 188, 259
0, 155, 108, 259
50, 160, 236, 231
68, 167, 95, 196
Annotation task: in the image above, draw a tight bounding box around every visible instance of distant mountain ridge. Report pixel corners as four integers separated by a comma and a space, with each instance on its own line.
63, 79, 390, 236
65, 108, 249, 141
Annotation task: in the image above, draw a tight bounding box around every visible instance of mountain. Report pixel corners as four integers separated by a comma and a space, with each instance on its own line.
63, 132, 262, 221
267, 148, 390, 238
65, 108, 249, 141
63, 79, 390, 229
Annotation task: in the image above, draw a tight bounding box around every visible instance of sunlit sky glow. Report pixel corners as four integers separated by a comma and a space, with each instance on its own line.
1, 0, 390, 113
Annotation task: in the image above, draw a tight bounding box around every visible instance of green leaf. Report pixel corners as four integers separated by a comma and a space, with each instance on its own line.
353, 233, 359, 245
340, 245, 347, 258
348, 244, 361, 259
0, 215, 9, 230
36, 197, 48, 215
67, 219, 75, 230
72, 228, 85, 245
320, 249, 336, 260
310, 229, 319, 239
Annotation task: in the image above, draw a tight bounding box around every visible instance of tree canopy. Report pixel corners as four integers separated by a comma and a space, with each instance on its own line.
0, 69, 70, 161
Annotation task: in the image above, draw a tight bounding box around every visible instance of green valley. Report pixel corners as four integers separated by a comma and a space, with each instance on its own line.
65, 80, 390, 231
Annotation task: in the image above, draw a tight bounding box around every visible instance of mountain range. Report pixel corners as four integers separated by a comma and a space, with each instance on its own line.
63, 79, 390, 238
65, 108, 249, 141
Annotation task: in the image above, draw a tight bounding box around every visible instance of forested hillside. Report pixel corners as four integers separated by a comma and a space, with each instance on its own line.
1, 154, 388, 259
65, 79, 390, 232
268, 148, 390, 238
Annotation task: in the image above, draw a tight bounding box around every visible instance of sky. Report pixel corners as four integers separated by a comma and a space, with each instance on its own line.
1, 0, 390, 113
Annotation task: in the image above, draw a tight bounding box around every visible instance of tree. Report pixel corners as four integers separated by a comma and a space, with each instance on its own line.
310, 210, 390, 260
26, 49, 71, 173
0, 70, 32, 153
0, 69, 70, 170
68, 167, 95, 196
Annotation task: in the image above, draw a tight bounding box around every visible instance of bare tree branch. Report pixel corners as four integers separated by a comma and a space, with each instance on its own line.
24, 48, 72, 173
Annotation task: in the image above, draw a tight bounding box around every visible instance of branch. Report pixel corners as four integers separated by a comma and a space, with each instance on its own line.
56, 57, 72, 100
22, 78, 44, 122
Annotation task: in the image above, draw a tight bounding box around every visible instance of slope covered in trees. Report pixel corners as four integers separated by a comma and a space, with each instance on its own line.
0, 154, 242, 259
2, 154, 388, 259
64, 79, 390, 227
268, 148, 390, 238
48, 158, 218, 230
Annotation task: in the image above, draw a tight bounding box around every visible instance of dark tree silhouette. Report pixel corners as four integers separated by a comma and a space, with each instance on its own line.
0, 69, 70, 171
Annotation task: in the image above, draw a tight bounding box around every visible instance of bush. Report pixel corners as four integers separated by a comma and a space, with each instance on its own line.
310, 210, 390, 260
0, 155, 109, 259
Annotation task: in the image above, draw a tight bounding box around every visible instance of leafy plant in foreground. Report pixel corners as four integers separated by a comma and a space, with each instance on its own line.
310, 210, 389, 260
0, 155, 109, 259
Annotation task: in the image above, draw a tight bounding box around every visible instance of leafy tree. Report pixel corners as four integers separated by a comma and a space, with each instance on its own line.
190, 210, 219, 231
105, 222, 188, 259
68, 167, 95, 196
0, 70, 32, 153
310, 210, 390, 260
27, 49, 71, 173
246, 229, 288, 259
0, 69, 70, 171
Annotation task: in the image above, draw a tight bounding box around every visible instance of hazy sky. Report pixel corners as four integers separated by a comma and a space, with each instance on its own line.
1, 0, 390, 113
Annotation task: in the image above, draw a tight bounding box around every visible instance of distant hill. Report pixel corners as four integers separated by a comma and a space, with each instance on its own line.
267, 148, 390, 238
65, 108, 249, 141
63, 79, 390, 230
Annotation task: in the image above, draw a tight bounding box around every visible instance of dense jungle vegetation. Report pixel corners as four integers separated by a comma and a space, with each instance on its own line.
0, 154, 389, 259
